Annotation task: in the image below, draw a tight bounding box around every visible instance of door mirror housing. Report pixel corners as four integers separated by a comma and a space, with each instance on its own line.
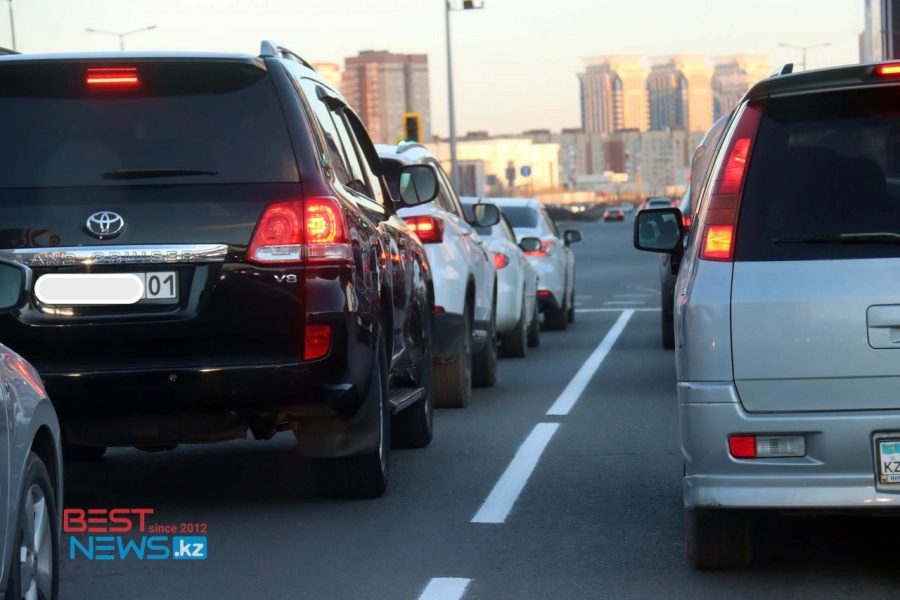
397, 165, 439, 206
633, 208, 684, 252
0, 259, 31, 314
470, 203, 501, 228
563, 230, 583, 246
518, 237, 542, 253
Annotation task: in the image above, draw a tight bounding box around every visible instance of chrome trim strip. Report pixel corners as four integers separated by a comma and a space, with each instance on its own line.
0, 244, 229, 266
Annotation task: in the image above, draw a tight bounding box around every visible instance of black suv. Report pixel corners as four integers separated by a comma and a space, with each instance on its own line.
0, 41, 440, 498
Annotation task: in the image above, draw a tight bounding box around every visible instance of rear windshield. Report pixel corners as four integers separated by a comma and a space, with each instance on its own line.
736, 88, 900, 261
0, 61, 299, 188
501, 206, 539, 228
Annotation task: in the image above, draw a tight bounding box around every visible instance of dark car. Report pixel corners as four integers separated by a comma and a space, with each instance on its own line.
658, 113, 730, 349
603, 207, 625, 222
0, 41, 439, 499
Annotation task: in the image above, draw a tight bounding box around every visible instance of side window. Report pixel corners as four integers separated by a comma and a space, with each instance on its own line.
432, 163, 467, 219
541, 208, 560, 238
295, 78, 354, 190
328, 108, 373, 199
500, 216, 517, 243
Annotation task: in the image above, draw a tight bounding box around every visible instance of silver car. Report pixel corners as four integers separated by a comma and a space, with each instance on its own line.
0, 260, 62, 599
635, 61, 900, 569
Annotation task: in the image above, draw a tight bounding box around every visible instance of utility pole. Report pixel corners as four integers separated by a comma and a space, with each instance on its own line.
778, 41, 832, 71
85, 25, 157, 51
7, 0, 15, 51
445, 0, 484, 190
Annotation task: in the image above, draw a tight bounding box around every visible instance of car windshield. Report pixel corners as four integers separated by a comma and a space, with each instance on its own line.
500, 205, 539, 228
0, 61, 298, 188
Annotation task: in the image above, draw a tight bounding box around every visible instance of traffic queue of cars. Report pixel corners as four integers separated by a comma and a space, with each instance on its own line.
635, 60, 900, 570
0, 42, 583, 597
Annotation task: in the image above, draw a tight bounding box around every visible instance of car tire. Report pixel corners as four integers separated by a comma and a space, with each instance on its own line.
392, 309, 434, 449
543, 293, 568, 331
662, 292, 675, 349
433, 304, 472, 408
500, 293, 528, 359
686, 510, 752, 570
567, 287, 576, 324
6, 452, 59, 600
472, 299, 498, 387
527, 301, 541, 348
63, 444, 107, 462
312, 335, 390, 499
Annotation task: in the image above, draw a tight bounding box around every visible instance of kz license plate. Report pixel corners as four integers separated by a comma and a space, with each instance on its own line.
34, 272, 178, 306
879, 440, 900, 483
136, 272, 178, 303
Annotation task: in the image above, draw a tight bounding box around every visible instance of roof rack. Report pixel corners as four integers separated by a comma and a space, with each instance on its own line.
768, 63, 794, 78
0, 47, 20, 55
260, 40, 316, 71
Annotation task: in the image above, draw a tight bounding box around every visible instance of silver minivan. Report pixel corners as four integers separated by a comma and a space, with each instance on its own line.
636, 61, 900, 569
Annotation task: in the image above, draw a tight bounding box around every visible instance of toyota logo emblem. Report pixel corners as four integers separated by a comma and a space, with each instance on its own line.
85, 211, 125, 239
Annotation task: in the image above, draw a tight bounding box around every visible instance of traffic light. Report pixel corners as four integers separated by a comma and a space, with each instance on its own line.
464, 0, 474, 7
403, 113, 422, 143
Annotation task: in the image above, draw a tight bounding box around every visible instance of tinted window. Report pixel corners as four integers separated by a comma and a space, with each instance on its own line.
736, 88, 900, 261
330, 109, 373, 198
297, 78, 356, 192
502, 206, 539, 228
0, 61, 298, 188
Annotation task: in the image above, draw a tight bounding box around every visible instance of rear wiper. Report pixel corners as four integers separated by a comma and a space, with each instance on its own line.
773, 232, 900, 245
102, 169, 218, 181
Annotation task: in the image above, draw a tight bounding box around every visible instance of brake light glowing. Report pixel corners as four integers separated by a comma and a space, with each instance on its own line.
718, 138, 751, 195
86, 67, 139, 88
702, 225, 734, 260
406, 217, 443, 244
493, 253, 509, 269
682, 215, 692, 229
247, 197, 350, 264
877, 64, 900, 76
305, 199, 343, 244
304, 324, 332, 360
525, 249, 548, 257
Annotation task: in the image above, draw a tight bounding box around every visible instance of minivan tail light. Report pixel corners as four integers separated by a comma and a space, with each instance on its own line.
406, 217, 443, 243
247, 197, 350, 265
700, 101, 764, 263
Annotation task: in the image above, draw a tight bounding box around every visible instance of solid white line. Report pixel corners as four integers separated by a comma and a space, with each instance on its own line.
634, 286, 660, 294
603, 301, 644, 305
579, 308, 660, 313
546, 310, 634, 416
613, 293, 651, 298
418, 578, 471, 600
471, 423, 560, 524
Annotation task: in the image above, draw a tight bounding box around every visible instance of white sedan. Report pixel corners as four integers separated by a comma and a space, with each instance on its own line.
461, 198, 540, 357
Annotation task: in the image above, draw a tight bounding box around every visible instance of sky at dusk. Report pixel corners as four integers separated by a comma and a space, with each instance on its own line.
4, 0, 864, 135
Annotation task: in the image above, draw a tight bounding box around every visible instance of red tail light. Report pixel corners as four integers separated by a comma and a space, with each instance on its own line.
700, 101, 764, 262
617, 211, 624, 217
86, 67, 139, 88
729, 436, 756, 459
406, 216, 443, 243
682, 215, 692, 229
876, 63, 900, 76
525, 249, 549, 258
304, 324, 332, 360
493, 253, 509, 269
247, 197, 350, 265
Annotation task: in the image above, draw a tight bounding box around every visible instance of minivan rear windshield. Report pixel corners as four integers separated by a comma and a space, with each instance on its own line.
501, 206, 539, 228
0, 61, 299, 188
736, 87, 900, 261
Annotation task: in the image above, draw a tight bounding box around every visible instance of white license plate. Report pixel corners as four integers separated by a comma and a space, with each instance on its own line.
34, 272, 178, 306
878, 440, 900, 483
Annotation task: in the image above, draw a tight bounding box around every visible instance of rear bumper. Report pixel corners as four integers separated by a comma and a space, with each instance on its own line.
680, 382, 900, 510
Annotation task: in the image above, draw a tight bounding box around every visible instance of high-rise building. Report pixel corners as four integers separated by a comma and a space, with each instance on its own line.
862, 0, 900, 62
312, 62, 343, 90
578, 55, 648, 134
647, 55, 713, 133
342, 51, 432, 145
711, 55, 771, 120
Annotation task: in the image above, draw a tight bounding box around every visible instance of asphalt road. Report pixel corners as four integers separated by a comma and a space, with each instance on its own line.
61, 219, 900, 600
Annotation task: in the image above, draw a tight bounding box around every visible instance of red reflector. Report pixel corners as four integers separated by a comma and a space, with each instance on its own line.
304, 324, 332, 360
86, 67, 139, 88
406, 216, 443, 243
729, 436, 756, 458
877, 64, 900, 76
493, 253, 509, 269
702, 225, 734, 260
537, 290, 552, 297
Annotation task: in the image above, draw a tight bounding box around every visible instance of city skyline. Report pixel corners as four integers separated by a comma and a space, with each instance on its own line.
5, 0, 864, 135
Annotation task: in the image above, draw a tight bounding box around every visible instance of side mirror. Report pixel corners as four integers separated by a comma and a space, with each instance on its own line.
0, 259, 31, 314
471, 203, 500, 228
397, 165, 439, 206
563, 230, 583, 246
633, 208, 684, 252
518, 237, 542, 253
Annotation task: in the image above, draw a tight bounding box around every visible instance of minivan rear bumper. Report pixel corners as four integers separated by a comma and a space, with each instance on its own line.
680, 381, 900, 510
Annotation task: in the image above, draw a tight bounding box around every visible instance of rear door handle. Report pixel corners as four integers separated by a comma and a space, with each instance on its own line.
866, 305, 900, 348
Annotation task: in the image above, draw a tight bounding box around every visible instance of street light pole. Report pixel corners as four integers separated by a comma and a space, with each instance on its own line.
778, 41, 831, 71
444, 0, 484, 190
7, 0, 15, 51
85, 25, 157, 51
